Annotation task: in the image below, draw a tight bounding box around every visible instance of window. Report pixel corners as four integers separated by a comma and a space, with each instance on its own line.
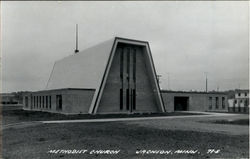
49, 96, 51, 109
30, 96, 33, 108
120, 89, 123, 110
133, 48, 136, 82
132, 89, 136, 110
42, 96, 45, 108
234, 100, 237, 104
126, 89, 129, 110
209, 97, 212, 110
127, 48, 130, 81
37, 96, 39, 108
39, 96, 41, 108
56, 95, 62, 110
120, 48, 123, 79
222, 97, 225, 109
215, 97, 219, 109
25, 96, 28, 107
245, 100, 248, 107
238, 93, 241, 97
245, 93, 247, 96
33, 96, 35, 108
46, 96, 48, 109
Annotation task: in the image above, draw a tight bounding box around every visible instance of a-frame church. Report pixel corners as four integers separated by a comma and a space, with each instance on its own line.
23, 37, 165, 114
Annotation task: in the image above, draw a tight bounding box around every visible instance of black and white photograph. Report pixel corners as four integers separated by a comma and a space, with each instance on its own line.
1, 1, 249, 159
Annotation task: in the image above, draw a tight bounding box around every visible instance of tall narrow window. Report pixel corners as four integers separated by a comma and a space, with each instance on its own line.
49, 96, 51, 109
25, 97, 28, 107
130, 89, 133, 112
34, 96, 36, 108
34, 96, 36, 107
43, 96, 45, 108
215, 97, 219, 109
37, 96, 39, 108
120, 48, 123, 79
222, 97, 225, 109
39, 96, 41, 108
127, 48, 130, 82
56, 95, 62, 110
133, 89, 136, 110
126, 89, 129, 110
133, 48, 136, 82
120, 89, 123, 110
30, 96, 32, 108
245, 100, 248, 106
209, 97, 212, 110
46, 96, 48, 108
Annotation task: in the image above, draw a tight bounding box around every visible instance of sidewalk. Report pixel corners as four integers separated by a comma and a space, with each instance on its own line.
42, 111, 236, 124
2, 111, 238, 130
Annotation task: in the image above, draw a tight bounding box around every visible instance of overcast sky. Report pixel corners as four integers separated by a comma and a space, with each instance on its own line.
1, 1, 249, 93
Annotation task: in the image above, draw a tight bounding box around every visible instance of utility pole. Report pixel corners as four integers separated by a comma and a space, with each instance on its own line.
74, 24, 79, 53
204, 72, 208, 92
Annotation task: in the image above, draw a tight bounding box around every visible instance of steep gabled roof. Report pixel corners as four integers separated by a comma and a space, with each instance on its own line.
46, 37, 165, 114
46, 38, 115, 90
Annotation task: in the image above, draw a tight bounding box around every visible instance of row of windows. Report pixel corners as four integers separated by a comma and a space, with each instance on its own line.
237, 92, 248, 97
234, 99, 248, 106
208, 97, 226, 110
32, 95, 52, 109
32, 95, 63, 111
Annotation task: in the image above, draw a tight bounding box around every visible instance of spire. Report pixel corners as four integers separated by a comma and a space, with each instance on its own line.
74, 24, 79, 53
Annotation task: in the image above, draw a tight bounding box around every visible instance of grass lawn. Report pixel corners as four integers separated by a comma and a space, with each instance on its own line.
211, 119, 249, 125
3, 121, 249, 159
2, 109, 203, 125
200, 119, 249, 126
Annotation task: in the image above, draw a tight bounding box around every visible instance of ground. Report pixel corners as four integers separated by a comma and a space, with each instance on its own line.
1, 109, 249, 159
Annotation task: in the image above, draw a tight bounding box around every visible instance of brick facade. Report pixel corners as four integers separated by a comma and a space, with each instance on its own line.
161, 91, 228, 112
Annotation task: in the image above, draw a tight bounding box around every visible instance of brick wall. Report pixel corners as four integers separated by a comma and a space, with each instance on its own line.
97, 44, 159, 114
23, 89, 95, 114
161, 92, 228, 112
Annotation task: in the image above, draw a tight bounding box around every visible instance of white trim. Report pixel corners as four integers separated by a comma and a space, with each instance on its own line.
92, 40, 119, 114
145, 45, 165, 112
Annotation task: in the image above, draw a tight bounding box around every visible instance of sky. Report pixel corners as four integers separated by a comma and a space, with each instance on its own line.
1, 1, 249, 93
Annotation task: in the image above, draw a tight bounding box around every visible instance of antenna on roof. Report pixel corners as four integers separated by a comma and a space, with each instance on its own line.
74, 24, 79, 54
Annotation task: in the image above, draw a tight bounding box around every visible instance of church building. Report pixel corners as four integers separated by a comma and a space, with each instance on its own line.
23, 37, 165, 114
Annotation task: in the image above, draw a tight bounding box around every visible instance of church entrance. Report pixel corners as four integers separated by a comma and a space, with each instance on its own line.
120, 46, 137, 113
